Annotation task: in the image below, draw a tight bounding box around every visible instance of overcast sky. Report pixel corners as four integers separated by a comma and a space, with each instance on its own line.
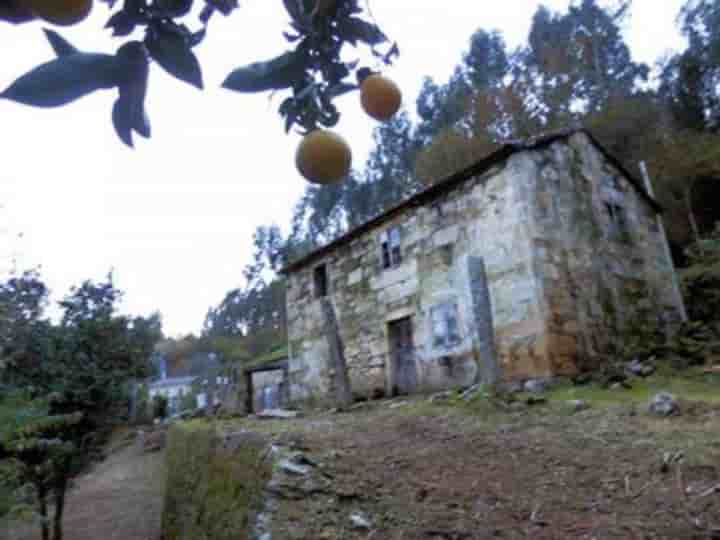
0, 0, 687, 337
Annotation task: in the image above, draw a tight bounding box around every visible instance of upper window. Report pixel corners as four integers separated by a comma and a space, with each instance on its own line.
605, 202, 630, 242
430, 302, 461, 349
381, 226, 402, 269
314, 264, 328, 298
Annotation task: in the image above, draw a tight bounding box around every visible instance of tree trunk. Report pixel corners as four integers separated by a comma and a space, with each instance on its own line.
37, 484, 49, 540
52, 480, 67, 540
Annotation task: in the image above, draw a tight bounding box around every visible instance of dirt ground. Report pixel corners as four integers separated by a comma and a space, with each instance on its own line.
227, 387, 720, 540
5, 377, 720, 540
4, 433, 165, 540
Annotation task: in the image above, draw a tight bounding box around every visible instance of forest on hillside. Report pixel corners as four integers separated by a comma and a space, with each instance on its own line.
199, 0, 720, 363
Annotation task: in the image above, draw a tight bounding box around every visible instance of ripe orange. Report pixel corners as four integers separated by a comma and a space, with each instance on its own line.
295, 129, 352, 185
23, 0, 92, 26
360, 74, 402, 121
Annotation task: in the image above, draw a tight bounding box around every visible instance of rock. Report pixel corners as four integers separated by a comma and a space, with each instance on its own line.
640, 364, 656, 377
429, 390, 453, 403
141, 429, 166, 453
566, 399, 589, 413
349, 511, 372, 529
627, 359, 655, 377
257, 409, 300, 419
279, 459, 310, 476
508, 401, 526, 412
500, 381, 524, 394
649, 392, 679, 416
389, 401, 408, 409
524, 379, 549, 393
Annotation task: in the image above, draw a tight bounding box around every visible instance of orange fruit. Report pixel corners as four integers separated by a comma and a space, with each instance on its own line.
360, 74, 402, 121
23, 0, 92, 26
0, 0, 35, 24
296, 129, 352, 185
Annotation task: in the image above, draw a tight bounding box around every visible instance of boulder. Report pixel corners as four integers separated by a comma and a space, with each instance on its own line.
566, 399, 590, 413
257, 409, 300, 419
349, 512, 372, 530
524, 379, 549, 393
649, 392, 679, 416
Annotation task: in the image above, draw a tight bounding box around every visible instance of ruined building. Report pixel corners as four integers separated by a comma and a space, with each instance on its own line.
279, 130, 686, 404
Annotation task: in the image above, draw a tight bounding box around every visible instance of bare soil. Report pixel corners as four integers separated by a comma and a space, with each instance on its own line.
5, 432, 165, 540
229, 393, 720, 540
6, 383, 720, 540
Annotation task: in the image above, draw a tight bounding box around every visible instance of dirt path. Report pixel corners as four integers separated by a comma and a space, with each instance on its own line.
226, 394, 720, 540
6, 436, 165, 540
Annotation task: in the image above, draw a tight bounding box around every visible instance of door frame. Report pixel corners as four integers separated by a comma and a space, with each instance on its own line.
386, 316, 418, 396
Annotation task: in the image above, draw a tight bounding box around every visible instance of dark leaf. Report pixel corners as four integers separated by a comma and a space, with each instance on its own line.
283, 31, 302, 43
112, 96, 134, 148
206, 0, 238, 16
338, 17, 387, 47
190, 28, 206, 48
145, 27, 203, 89
113, 40, 150, 145
1, 53, 119, 108
43, 29, 79, 57
105, 11, 137, 37
222, 51, 305, 93
199, 5, 214, 24
283, 0, 314, 21
151, 0, 192, 18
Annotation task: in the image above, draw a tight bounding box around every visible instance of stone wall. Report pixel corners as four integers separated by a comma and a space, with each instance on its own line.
529, 132, 684, 372
286, 156, 545, 402
285, 132, 684, 403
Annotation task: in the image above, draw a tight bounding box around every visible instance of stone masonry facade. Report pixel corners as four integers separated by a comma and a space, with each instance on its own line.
282, 131, 685, 405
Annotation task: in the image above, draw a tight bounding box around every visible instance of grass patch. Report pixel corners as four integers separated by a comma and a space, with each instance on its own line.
544, 369, 720, 407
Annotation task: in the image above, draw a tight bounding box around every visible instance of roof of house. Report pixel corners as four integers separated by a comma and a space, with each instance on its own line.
280, 129, 661, 275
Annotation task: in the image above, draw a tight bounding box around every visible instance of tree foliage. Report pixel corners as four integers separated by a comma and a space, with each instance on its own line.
1, 0, 397, 146
0, 271, 162, 539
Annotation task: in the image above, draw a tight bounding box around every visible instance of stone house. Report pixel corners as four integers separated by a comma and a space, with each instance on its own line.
280, 130, 686, 405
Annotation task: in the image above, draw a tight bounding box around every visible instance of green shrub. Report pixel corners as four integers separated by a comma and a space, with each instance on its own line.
162, 423, 271, 540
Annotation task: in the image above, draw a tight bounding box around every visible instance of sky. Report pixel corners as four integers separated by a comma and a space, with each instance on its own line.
0, 0, 687, 337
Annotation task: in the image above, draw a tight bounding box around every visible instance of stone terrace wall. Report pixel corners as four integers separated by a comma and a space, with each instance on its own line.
286, 152, 550, 403
529, 132, 684, 373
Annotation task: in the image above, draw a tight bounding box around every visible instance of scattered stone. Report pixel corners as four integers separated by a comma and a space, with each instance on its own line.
627, 359, 656, 378
500, 381, 524, 394
566, 399, 590, 413
429, 390, 453, 403
349, 511, 372, 529
508, 401, 526, 412
524, 379, 549, 393
140, 429, 166, 453
349, 401, 369, 410
279, 459, 310, 476
649, 392, 679, 417
257, 409, 300, 419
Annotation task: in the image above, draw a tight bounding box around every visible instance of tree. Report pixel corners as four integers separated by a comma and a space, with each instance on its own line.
661, 0, 720, 131
0, 272, 162, 540
0, 0, 398, 147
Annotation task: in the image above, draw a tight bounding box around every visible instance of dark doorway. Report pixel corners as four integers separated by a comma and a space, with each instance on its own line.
388, 317, 417, 395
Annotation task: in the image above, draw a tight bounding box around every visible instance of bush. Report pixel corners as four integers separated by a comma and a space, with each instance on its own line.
682, 223, 720, 324
162, 423, 271, 540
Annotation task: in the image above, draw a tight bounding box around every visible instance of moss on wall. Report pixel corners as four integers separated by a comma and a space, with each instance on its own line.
162, 422, 271, 540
